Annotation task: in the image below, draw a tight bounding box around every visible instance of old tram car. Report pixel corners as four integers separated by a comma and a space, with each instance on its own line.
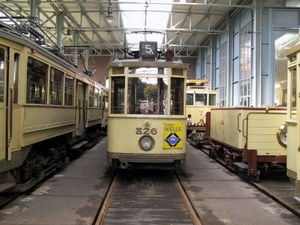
286, 44, 300, 195
0, 7, 104, 192
107, 42, 188, 170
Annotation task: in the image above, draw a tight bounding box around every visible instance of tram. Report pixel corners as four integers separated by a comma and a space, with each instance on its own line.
107, 42, 188, 170
286, 44, 300, 195
186, 79, 218, 135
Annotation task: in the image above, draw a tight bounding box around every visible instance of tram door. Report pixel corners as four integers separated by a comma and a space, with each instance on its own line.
0, 46, 6, 161
76, 81, 86, 136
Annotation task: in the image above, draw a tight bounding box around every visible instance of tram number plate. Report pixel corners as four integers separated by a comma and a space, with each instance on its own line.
135, 127, 157, 135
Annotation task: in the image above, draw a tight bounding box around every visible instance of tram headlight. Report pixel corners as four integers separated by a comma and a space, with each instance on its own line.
138, 135, 154, 151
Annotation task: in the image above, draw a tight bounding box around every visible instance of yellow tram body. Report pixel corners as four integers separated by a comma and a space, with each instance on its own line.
186, 79, 218, 128
107, 51, 188, 170
287, 44, 300, 195
0, 12, 105, 192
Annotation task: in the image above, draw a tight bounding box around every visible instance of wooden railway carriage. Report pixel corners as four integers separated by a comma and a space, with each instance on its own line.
0, 10, 104, 192
206, 107, 287, 179
107, 42, 188, 170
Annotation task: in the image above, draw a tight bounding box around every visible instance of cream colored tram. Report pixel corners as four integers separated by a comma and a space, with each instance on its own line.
186, 79, 218, 134
107, 43, 188, 170
286, 44, 300, 195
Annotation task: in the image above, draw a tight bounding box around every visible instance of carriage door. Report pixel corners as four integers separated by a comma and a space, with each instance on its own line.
0, 46, 7, 161
76, 81, 86, 136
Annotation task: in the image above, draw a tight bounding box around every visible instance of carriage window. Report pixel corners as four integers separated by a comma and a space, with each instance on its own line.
127, 77, 167, 115
50, 67, 63, 105
89, 86, 94, 107
111, 76, 125, 114
27, 57, 47, 104
13, 53, 20, 104
171, 77, 185, 115
95, 88, 99, 107
0, 48, 4, 102
65, 74, 74, 106
186, 93, 193, 105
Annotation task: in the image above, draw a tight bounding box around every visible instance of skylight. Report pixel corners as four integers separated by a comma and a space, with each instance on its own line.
118, 0, 173, 50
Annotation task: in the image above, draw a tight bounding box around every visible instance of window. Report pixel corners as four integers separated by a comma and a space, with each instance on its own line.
170, 77, 184, 115
13, 53, 19, 104
65, 74, 74, 106
195, 93, 207, 106
27, 57, 47, 104
110, 76, 125, 114
219, 42, 227, 107
89, 86, 94, 107
95, 88, 99, 107
186, 93, 193, 105
239, 23, 251, 106
127, 77, 167, 115
0, 48, 4, 102
50, 67, 63, 105
209, 93, 217, 106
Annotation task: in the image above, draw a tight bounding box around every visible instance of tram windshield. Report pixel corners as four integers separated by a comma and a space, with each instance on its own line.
110, 72, 185, 115
186, 92, 217, 106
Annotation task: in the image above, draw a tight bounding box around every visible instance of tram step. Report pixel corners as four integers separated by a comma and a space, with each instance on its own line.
234, 162, 248, 170
0, 183, 15, 192
71, 141, 88, 150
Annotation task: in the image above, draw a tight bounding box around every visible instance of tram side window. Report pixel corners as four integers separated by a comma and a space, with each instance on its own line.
27, 57, 47, 104
50, 67, 63, 105
111, 76, 125, 114
0, 48, 4, 102
65, 74, 74, 106
89, 86, 94, 107
95, 88, 99, 107
13, 53, 20, 104
186, 93, 193, 105
170, 77, 185, 115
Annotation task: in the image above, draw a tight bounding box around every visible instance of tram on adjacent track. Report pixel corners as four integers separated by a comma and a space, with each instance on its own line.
186, 79, 218, 134
106, 42, 188, 170
0, 6, 105, 192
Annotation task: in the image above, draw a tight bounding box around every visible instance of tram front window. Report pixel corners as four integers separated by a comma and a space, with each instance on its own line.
209, 94, 217, 106
195, 93, 207, 106
170, 77, 185, 115
111, 76, 125, 114
127, 77, 167, 115
186, 93, 193, 105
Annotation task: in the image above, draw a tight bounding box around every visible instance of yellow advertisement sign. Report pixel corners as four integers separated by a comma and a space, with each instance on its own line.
163, 122, 183, 149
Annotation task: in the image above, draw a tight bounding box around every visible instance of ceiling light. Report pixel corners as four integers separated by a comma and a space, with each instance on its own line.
106, 5, 113, 23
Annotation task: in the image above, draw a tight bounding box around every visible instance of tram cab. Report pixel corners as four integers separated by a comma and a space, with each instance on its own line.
107, 42, 188, 170
186, 79, 218, 133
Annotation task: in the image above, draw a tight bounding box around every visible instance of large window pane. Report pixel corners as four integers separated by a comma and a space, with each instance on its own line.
27, 57, 47, 104
111, 76, 125, 114
50, 67, 63, 105
127, 77, 167, 115
170, 77, 184, 115
0, 48, 4, 102
65, 74, 74, 106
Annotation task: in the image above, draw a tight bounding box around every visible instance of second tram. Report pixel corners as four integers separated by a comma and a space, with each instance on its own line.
107, 42, 188, 170
186, 79, 218, 134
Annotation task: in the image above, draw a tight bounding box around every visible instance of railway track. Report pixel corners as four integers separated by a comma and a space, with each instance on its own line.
94, 169, 202, 225
188, 140, 300, 218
